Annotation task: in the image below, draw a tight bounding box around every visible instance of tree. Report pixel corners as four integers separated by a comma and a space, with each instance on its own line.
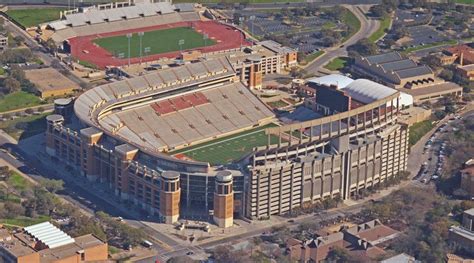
13, 35, 24, 46
3, 77, 21, 93
434, 110, 446, 120
45, 38, 58, 54
420, 55, 442, 69
39, 178, 64, 193
348, 38, 378, 56
0, 48, 33, 64
4, 201, 25, 218
439, 69, 454, 81
326, 247, 350, 263
370, 5, 388, 17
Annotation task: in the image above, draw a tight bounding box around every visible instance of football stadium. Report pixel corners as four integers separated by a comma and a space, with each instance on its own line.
43, 1, 249, 68
44, 2, 411, 228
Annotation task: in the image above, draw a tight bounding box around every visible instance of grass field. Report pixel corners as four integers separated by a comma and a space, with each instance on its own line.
324, 57, 349, 71
300, 50, 324, 65
409, 120, 434, 146
0, 113, 49, 141
170, 123, 280, 165
0, 215, 50, 227
454, 0, 474, 4
368, 15, 391, 43
7, 171, 31, 191
402, 39, 457, 54
0, 91, 42, 113
342, 8, 361, 42
93, 27, 216, 58
6, 8, 66, 28
268, 100, 289, 108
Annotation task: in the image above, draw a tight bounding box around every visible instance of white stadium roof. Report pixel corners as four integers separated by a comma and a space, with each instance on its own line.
341, 79, 398, 104
307, 74, 354, 89
308, 74, 413, 107
24, 222, 75, 249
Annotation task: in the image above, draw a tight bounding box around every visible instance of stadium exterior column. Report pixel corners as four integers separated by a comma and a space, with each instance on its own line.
213, 171, 234, 228
159, 171, 181, 224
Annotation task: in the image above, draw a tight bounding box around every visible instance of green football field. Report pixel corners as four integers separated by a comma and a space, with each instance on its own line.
93, 27, 216, 58
170, 123, 281, 165
6, 8, 66, 28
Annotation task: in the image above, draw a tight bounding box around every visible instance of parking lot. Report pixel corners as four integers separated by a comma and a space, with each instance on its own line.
231, 8, 349, 55
407, 25, 447, 47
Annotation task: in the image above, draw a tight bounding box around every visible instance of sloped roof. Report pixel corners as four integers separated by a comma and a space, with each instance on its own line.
366, 52, 403, 64
307, 74, 354, 89
341, 79, 397, 104
24, 222, 75, 249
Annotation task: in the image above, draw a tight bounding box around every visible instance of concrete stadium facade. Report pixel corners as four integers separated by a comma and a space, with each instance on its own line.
45, 59, 408, 226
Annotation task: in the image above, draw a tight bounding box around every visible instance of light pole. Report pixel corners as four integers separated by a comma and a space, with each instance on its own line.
117, 52, 125, 78
239, 16, 244, 49
126, 33, 132, 67
178, 39, 184, 54
249, 15, 255, 39
144, 47, 151, 66
138, 32, 144, 65
203, 34, 208, 47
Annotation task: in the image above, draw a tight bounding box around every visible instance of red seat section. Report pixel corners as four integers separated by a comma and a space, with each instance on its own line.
152, 92, 209, 115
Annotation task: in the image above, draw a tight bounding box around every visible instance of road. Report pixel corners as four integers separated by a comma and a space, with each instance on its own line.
304, 5, 379, 74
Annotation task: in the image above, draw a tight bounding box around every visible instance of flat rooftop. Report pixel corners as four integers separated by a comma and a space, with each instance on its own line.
399, 82, 462, 97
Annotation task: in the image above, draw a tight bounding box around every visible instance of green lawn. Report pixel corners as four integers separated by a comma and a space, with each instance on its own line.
6, 8, 66, 28
322, 21, 336, 30
93, 27, 216, 58
342, 8, 361, 42
402, 39, 457, 54
0, 113, 49, 141
324, 57, 349, 71
170, 123, 281, 165
409, 120, 434, 146
268, 100, 289, 108
7, 171, 31, 191
368, 16, 391, 43
0, 215, 50, 227
0, 91, 42, 113
300, 50, 324, 65
454, 0, 474, 4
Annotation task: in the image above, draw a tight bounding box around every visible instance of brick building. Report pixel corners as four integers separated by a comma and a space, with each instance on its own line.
0, 222, 108, 263
286, 219, 399, 263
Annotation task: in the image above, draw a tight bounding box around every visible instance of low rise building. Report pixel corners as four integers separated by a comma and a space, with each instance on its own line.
449, 208, 474, 255
25, 68, 79, 98
444, 45, 474, 66
457, 64, 474, 82
0, 222, 108, 263
352, 52, 463, 103
286, 219, 399, 263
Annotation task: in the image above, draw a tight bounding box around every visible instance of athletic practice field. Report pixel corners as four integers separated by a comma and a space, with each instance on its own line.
6, 8, 65, 28
93, 27, 216, 58
171, 123, 281, 165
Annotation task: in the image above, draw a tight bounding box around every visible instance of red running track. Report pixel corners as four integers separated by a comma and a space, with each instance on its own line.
68, 20, 251, 69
